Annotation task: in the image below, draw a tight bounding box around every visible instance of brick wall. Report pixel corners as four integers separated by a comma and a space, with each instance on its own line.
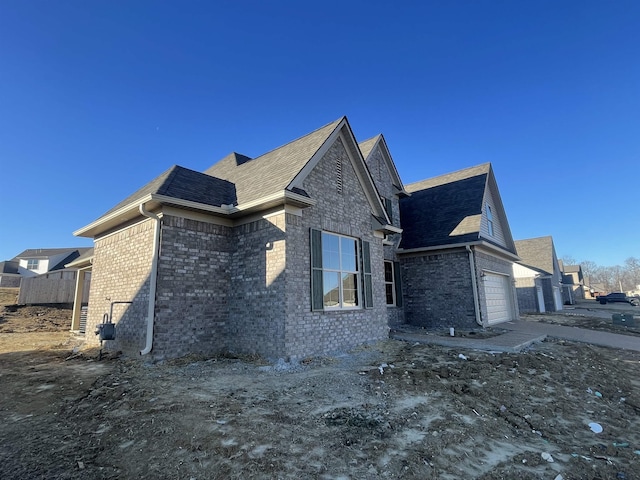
226, 213, 287, 358
283, 137, 389, 359
86, 219, 155, 354
401, 250, 477, 328
364, 144, 405, 326
152, 215, 232, 360
515, 277, 538, 313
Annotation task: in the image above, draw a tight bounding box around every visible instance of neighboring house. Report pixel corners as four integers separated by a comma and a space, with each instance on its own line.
11, 248, 92, 278
7, 248, 93, 305
73, 118, 520, 361
627, 285, 640, 297
398, 164, 520, 329
586, 281, 606, 298
561, 264, 585, 301
513, 236, 564, 313
0, 260, 21, 287
0, 248, 92, 289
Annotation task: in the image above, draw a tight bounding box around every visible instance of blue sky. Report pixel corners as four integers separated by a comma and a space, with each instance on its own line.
1, 0, 638, 266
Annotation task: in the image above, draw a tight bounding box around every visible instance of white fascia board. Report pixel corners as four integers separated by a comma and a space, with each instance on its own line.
227, 190, 315, 214
74, 190, 315, 238
397, 241, 480, 255
74, 194, 233, 238
65, 256, 94, 269
475, 241, 520, 262
397, 240, 518, 261
73, 194, 155, 237
150, 194, 233, 215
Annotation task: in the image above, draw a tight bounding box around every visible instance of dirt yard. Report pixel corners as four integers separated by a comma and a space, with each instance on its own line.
1, 288, 639, 479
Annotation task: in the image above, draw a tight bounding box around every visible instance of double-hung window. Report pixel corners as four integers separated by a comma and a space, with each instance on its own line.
384, 261, 395, 305
27, 259, 39, 270
311, 230, 371, 310
384, 260, 403, 307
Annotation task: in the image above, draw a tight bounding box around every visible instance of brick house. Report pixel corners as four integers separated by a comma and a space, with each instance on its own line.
513, 236, 564, 313
398, 164, 520, 329
74, 118, 519, 360
75, 117, 401, 360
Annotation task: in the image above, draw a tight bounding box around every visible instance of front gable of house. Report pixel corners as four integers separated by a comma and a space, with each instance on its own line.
360, 135, 408, 229
288, 118, 393, 231
515, 236, 562, 283
479, 167, 517, 255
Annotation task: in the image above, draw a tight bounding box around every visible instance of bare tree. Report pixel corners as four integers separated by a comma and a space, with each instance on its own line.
559, 256, 639, 293
624, 257, 640, 290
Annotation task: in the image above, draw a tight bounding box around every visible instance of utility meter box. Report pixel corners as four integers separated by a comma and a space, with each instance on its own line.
612, 313, 635, 327
96, 322, 116, 341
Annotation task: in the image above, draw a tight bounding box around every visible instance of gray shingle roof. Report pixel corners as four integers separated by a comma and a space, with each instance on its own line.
204, 118, 343, 206
100, 165, 237, 218
359, 134, 407, 195
399, 165, 490, 249
563, 264, 582, 273
0, 260, 19, 274
514, 236, 556, 275
358, 135, 379, 160
13, 247, 91, 260
405, 164, 491, 193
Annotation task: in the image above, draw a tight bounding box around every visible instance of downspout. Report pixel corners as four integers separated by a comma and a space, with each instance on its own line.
467, 245, 483, 327
139, 203, 161, 355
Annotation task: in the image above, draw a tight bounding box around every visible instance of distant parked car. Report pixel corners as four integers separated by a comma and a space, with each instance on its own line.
595, 292, 640, 306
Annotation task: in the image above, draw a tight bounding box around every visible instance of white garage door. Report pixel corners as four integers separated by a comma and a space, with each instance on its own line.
484, 273, 512, 325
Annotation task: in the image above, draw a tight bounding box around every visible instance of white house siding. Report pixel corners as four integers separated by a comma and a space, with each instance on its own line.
481, 188, 508, 248
284, 136, 389, 360
18, 258, 49, 275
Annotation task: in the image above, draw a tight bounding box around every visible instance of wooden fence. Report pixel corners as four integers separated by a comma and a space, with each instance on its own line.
18, 270, 91, 305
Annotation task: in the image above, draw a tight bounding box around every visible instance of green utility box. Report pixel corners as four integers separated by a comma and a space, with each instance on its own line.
612, 313, 636, 327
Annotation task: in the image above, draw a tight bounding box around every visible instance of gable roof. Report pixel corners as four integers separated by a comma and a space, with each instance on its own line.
398, 163, 516, 256
76, 117, 393, 238
204, 118, 343, 206
12, 248, 93, 271
102, 165, 237, 217
514, 236, 558, 275
359, 134, 409, 197
0, 260, 19, 274
75, 166, 240, 237
65, 247, 95, 269
563, 264, 582, 273
13, 247, 87, 260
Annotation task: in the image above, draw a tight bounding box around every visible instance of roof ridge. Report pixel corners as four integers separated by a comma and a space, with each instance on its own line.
246, 117, 344, 164
157, 165, 182, 196
406, 162, 492, 192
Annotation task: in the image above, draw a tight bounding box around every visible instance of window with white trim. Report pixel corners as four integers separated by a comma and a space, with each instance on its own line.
27, 259, 39, 270
311, 229, 371, 310
486, 204, 494, 237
